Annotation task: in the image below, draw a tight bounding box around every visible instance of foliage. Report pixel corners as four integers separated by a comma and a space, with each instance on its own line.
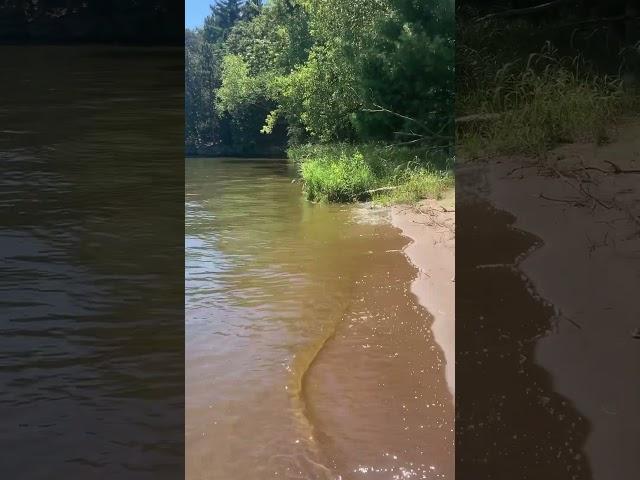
187, 0, 455, 204
216, 0, 455, 145
288, 143, 452, 203
185, 0, 271, 152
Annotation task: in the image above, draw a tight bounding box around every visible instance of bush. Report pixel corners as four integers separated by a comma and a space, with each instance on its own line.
458, 43, 625, 157
288, 143, 452, 203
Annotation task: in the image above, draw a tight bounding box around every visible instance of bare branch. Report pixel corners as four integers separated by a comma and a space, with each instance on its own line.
476, 0, 572, 23
456, 112, 503, 123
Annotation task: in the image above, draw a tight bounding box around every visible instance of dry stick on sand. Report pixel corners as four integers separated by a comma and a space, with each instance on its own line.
604, 160, 640, 174
539, 193, 587, 206
413, 205, 454, 233
549, 163, 640, 229
550, 166, 614, 210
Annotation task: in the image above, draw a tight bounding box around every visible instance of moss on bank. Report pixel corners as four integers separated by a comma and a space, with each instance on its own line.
288, 143, 453, 204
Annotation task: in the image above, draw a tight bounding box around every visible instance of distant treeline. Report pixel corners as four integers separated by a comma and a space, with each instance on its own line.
185, 0, 454, 156
0, 0, 182, 44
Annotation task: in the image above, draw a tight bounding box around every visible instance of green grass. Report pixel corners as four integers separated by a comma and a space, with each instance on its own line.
374, 169, 454, 205
288, 143, 453, 204
455, 7, 640, 158
457, 43, 626, 158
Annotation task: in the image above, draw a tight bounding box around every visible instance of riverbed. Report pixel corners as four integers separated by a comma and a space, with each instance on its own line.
185, 158, 454, 479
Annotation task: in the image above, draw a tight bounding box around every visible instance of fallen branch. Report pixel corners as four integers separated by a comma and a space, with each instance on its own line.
539, 193, 586, 206
363, 104, 428, 129
456, 112, 503, 123
556, 14, 640, 30
604, 160, 640, 174
550, 166, 613, 210
363, 104, 452, 141
476, 0, 572, 22
387, 137, 428, 147
360, 186, 399, 196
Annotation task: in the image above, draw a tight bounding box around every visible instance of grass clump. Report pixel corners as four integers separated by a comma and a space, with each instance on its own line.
458, 42, 624, 158
288, 143, 452, 203
374, 168, 453, 205
455, 7, 639, 158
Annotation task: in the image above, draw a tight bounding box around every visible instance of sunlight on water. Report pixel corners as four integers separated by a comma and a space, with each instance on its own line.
185, 158, 453, 479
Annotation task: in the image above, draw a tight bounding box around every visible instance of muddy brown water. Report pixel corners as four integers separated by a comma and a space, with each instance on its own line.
185, 158, 453, 480
456, 185, 592, 479
0, 47, 184, 478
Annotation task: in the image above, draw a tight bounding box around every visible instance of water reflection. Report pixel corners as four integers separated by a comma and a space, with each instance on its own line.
186, 158, 453, 479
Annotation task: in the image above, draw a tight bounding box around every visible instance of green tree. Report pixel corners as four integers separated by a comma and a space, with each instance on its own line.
203, 0, 243, 43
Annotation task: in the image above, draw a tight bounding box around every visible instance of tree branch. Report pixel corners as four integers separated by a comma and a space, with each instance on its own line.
476, 0, 572, 23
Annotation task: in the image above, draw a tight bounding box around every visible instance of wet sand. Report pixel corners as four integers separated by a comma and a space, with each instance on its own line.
456, 174, 592, 479
467, 120, 640, 479
391, 192, 456, 396
305, 211, 454, 479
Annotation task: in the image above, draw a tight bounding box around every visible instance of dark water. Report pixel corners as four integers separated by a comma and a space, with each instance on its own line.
0, 47, 184, 478
456, 169, 592, 479
185, 158, 453, 480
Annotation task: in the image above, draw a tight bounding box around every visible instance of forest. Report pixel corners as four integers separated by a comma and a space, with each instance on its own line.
185, 0, 455, 203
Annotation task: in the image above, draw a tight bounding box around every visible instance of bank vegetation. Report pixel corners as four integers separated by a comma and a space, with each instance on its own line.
186, 0, 454, 203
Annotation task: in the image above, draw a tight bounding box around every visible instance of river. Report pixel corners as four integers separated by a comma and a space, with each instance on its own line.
0, 46, 184, 479
185, 158, 454, 479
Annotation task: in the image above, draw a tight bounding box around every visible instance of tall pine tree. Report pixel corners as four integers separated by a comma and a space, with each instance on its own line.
203, 0, 243, 43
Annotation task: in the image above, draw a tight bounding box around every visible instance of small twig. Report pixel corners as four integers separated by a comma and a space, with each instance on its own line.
550, 166, 613, 210
366, 186, 398, 194
506, 164, 537, 177
556, 14, 640, 30
476, 0, 572, 22
456, 112, 503, 123
604, 160, 640, 174
561, 314, 583, 330
363, 104, 428, 129
539, 193, 586, 206
387, 137, 427, 147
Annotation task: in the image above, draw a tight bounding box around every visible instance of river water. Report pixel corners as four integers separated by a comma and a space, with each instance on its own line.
0, 47, 184, 478
186, 158, 454, 479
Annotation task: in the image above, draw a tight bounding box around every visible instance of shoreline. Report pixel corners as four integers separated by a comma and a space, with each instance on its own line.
390, 191, 456, 397
478, 121, 640, 479
305, 205, 455, 478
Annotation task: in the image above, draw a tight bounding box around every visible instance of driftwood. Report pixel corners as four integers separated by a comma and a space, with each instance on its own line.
557, 14, 640, 30
476, 0, 572, 23
362, 186, 398, 195
604, 160, 640, 174
354, 185, 399, 200
456, 113, 503, 123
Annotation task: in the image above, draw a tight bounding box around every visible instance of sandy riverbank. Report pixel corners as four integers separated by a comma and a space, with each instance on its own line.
479, 121, 640, 479
391, 190, 456, 397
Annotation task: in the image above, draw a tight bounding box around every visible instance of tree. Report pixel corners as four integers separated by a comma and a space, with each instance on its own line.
191, 0, 455, 152
203, 0, 243, 43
